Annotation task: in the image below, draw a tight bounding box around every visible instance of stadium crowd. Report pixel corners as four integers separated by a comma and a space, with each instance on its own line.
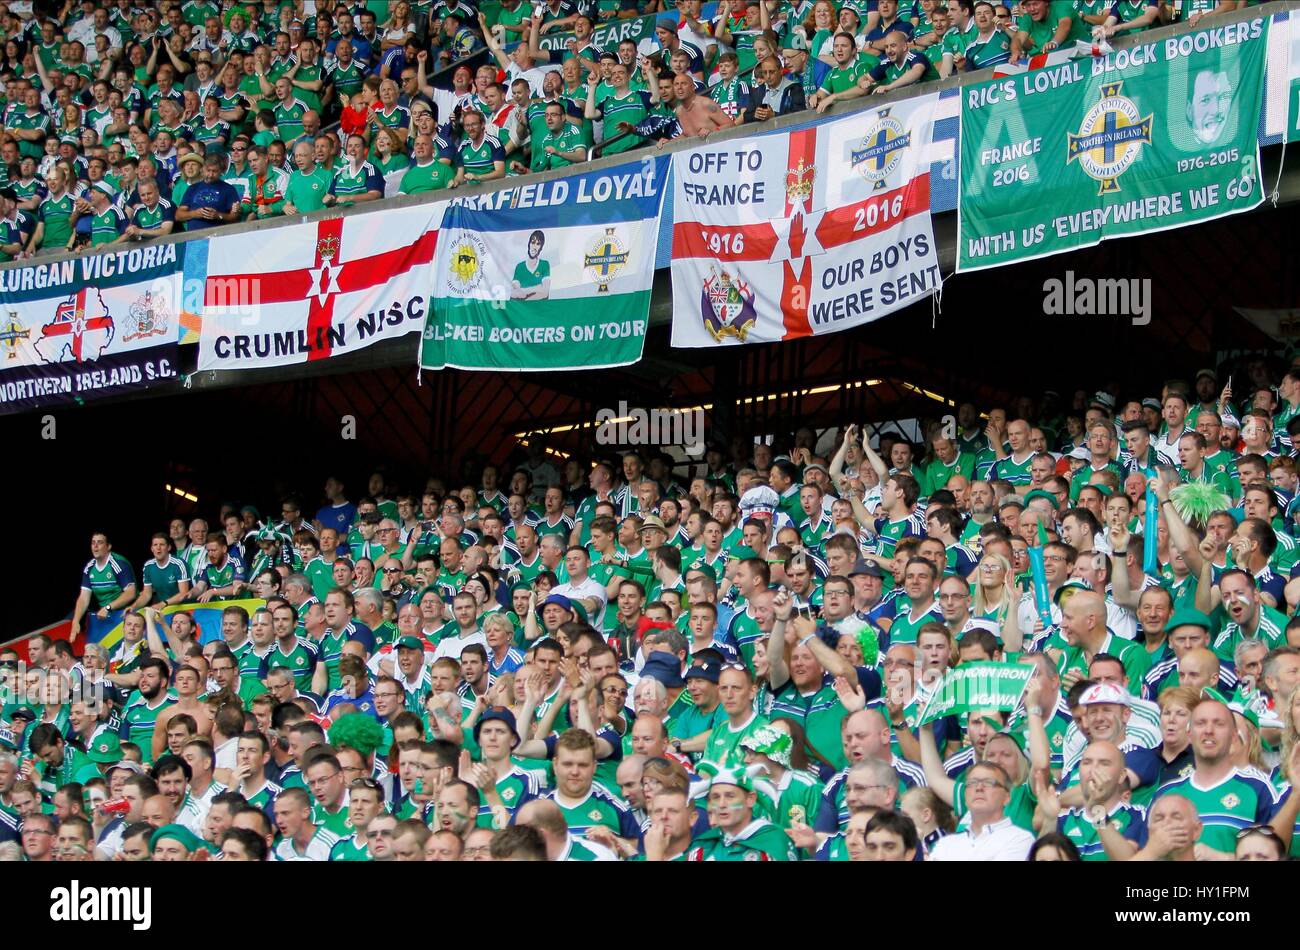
0, 0, 1250, 256
2, 363, 1300, 862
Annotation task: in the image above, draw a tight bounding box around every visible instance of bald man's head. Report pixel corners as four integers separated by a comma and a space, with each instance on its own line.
1178, 647, 1220, 690
1062, 590, 1106, 648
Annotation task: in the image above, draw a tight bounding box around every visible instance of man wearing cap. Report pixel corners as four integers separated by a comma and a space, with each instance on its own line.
1055, 681, 1160, 803
782, 30, 830, 103
670, 654, 727, 757
768, 601, 881, 770
152, 822, 211, 861
1151, 694, 1299, 857
1189, 367, 1220, 420
688, 766, 796, 861
387, 634, 433, 711
741, 724, 823, 830
1142, 608, 1238, 700
469, 706, 539, 828
82, 179, 127, 246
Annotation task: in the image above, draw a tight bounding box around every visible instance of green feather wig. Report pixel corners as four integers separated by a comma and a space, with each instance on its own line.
1168, 482, 1232, 528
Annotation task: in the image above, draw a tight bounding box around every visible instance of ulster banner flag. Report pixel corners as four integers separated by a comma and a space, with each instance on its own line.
198, 203, 440, 371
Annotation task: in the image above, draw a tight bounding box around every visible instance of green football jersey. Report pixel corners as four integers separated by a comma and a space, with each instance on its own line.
1155, 768, 1282, 854
1057, 802, 1145, 860
37, 192, 75, 249
264, 639, 319, 691
284, 166, 332, 213
311, 800, 353, 839
273, 97, 308, 141
991, 452, 1034, 486
702, 712, 770, 770
141, 557, 189, 603
886, 600, 944, 646
10, 108, 49, 160
327, 60, 368, 99
120, 693, 177, 765
820, 57, 870, 95
399, 159, 454, 195
328, 833, 370, 861
303, 557, 338, 602
726, 609, 764, 670
689, 820, 796, 861
771, 677, 850, 769
473, 763, 539, 828
754, 770, 824, 830
81, 553, 135, 608
90, 206, 126, 246
1213, 604, 1286, 664
1016, 0, 1089, 52
532, 123, 584, 171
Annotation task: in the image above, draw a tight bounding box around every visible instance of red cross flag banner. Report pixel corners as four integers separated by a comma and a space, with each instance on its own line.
669, 93, 943, 349
0, 242, 187, 414
197, 202, 440, 371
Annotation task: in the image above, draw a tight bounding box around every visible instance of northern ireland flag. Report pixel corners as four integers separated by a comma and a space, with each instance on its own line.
991, 39, 1110, 77
670, 93, 944, 348
35, 287, 114, 363
198, 203, 441, 371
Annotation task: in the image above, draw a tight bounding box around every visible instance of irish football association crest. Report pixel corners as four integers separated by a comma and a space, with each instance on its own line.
0, 311, 28, 359
1067, 81, 1153, 195
700, 266, 757, 343
852, 109, 911, 190
584, 227, 630, 294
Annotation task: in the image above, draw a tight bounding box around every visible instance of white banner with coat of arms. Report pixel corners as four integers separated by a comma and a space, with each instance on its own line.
0, 242, 187, 414
669, 93, 944, 348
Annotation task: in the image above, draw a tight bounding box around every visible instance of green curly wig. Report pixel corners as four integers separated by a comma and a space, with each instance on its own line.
328, 712, 385, 758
